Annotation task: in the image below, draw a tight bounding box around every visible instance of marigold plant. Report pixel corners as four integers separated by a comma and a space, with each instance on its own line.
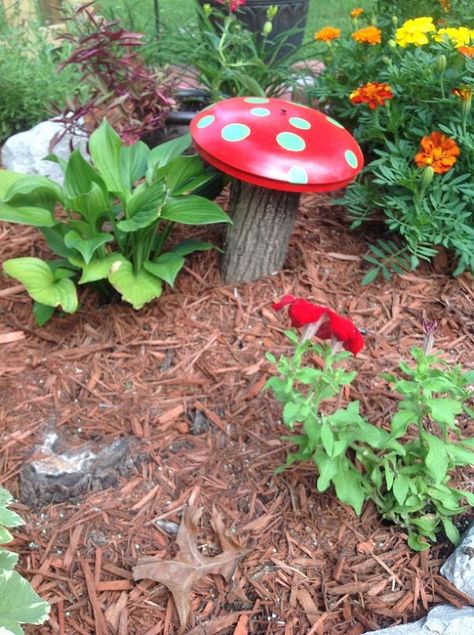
308, 1, 474, 282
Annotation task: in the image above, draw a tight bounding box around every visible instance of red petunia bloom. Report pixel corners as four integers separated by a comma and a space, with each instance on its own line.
272, 295, 365, 355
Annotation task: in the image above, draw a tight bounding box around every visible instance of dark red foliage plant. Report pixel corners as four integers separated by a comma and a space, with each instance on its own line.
56, 2, 175, 144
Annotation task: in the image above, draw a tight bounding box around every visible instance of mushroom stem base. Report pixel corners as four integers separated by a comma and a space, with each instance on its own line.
221, 181, 300, 283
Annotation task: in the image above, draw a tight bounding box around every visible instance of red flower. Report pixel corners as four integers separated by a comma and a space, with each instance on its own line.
272, 295, 365, 355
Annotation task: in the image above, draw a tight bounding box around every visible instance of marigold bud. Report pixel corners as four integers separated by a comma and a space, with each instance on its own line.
387, 39, 397, 48
391, 15, 398, 26
420, 166, 434, 191
435, 54, 447, 74
266, 4, 278, 19
203, 3, 212, 16
262, 20, 273, 35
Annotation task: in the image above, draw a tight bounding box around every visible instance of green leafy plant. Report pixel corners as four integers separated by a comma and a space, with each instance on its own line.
308, 5, 474, 281
0, 487, 50, 633
0, 120, 229, 323
159, 1, 316, 102
266, 298, 474, 550
0, 15, 83, 143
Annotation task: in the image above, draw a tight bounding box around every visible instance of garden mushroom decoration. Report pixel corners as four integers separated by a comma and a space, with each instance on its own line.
190, 96, 364, 283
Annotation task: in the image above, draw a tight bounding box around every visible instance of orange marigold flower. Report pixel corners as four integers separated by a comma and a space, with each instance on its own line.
351, 7, 364, 18
352, 26, 382, 45
349, 82, 393, 109
414, 131, 460, 174
439, 0, 451, 11
314, 26, 341, 42
452, 87, 473, 101
458, 45, 474, 58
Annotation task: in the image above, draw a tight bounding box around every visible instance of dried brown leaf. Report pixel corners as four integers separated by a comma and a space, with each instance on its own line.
132, 505, 246, 633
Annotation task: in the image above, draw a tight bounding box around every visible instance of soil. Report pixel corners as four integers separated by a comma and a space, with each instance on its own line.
0, 192, 473, 635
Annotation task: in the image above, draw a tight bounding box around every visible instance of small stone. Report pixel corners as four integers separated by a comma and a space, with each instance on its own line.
362, 605, 474, 634
441, 524, 474, 600
1, 119, 88, 184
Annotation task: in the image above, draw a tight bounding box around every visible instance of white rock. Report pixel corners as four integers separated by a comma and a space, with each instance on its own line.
1, 119, 88, 185
441, 524, 474, 600
362, 605, 474, 635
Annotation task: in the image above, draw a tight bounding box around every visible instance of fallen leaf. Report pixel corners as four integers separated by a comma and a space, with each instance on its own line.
132, 505, 246, 633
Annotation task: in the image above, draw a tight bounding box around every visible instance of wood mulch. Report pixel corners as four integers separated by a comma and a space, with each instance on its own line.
0, 193, 473, 635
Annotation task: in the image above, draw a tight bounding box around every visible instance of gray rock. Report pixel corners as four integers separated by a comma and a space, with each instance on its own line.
1, 119, 88, 184
362, 605, 474, 635
441, 524, 474, 601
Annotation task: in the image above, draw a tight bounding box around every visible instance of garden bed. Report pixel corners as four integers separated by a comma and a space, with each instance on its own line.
0, 193, 473, 634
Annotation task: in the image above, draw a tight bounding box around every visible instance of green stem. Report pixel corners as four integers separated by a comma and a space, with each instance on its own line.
152, 221, 175, 261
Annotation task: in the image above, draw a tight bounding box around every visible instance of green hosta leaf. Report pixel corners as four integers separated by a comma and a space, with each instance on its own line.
0, 203, 54, 227
108, 260, 163, 309
40, 225, 77, 259
88, 119, 125, 194
32, 302, 55, 327
144, 253, 185, 287
63, 149, 97, 197
158, 155, 205, 195
0, 170, 23, 199
0, 490, 12, 507
120, 141, 150, 189
392, 474, 410, 505
0, 550, 18, 571
79, 254, 126, 284
442, 517, 461, 546
65, 182, 110, 224
0, 528, 13, 545
161, 195, 231, 225
424, 433, 448, 484
147, 133, 192, 174
2, 175, 61, 212
119, 180, 167, 232
426, 398, 462, 426
0, 569, 50, 632
0, 507, 22, 529
332, 465, 366, 515
170, 239, 215, 256
3, 258, 78, 313
64, 231, 113, 265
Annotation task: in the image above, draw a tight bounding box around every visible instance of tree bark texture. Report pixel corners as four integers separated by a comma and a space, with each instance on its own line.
221, 180, 300, 283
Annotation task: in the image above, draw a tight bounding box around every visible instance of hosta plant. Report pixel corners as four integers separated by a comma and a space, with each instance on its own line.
0, 120, 229, 324
267, 296, 474, 550
310, 4, 474, 281
0, 487, 50, 633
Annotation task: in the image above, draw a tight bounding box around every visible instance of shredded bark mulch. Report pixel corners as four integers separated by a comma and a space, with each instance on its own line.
0, 193, 473, 635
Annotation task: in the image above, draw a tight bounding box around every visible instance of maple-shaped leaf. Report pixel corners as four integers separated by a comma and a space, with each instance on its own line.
132, 505, 246, 632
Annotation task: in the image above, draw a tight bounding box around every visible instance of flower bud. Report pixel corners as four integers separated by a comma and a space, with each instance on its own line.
435, 54, 447, 74
420, 166, 434, 191
266, 4, 278, 19
262, 20, 273, 35
203, 3, 212, 16
391, 15, 398, 26
387, 39, 397, 48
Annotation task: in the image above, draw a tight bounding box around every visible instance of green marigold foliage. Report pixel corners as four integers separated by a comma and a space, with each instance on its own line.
0, 487, 50, 633
309, 3, 474, 282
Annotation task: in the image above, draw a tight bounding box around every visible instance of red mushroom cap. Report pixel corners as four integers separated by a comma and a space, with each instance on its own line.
190, 96, 364, 193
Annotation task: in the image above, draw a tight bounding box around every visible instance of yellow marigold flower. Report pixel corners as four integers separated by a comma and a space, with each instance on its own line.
314, 26, 341, 42
414, 131, 460, 174
435, 27, 474, 48
349, 82, 393, 109
458, 45, 474, 58
395, 17, 436, 47
352, 26, 382, 45
350, 8, 364, 18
